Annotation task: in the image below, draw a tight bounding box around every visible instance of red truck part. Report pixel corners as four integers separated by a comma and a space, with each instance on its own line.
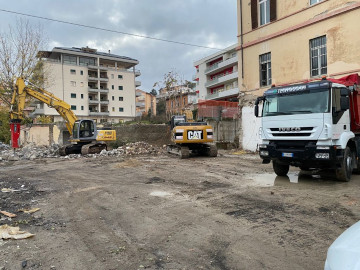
10, 121, 21, 148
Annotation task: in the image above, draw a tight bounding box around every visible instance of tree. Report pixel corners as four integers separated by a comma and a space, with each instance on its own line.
0, 19, 47, 106
150, 89, 157, 96
0, 109, 10, 143
156, 99, 166, 116
153, 70, 182, 93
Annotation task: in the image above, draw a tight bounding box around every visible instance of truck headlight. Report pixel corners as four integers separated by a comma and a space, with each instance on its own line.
260, 150, 269, 156
315, 153, 330, 159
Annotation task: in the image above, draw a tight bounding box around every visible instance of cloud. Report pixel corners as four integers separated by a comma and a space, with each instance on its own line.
0, 0, 237, 91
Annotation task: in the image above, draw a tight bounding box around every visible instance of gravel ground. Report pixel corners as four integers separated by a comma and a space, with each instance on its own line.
0, 151, 359, 270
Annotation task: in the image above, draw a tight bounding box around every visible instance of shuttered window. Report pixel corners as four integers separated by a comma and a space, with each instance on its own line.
251, 0, 276, 29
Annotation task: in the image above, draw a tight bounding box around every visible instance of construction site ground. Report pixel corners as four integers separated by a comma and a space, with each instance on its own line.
1, 151, 359, 270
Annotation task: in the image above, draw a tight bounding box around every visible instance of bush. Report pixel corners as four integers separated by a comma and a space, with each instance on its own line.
0, 110, 10, 144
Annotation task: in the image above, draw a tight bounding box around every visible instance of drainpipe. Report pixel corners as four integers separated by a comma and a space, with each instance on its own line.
240, 0, 244, 79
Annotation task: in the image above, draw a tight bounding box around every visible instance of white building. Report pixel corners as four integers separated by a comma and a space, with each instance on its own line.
36, 46, 140, 123
193, 44, 239, 102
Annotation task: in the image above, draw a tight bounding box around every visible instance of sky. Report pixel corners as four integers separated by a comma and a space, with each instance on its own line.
0, 0, 237, 92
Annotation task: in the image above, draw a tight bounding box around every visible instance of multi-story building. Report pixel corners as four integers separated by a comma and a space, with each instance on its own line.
135, 89, 156, 117
237, 0, 360, 96
164, 86, 197, 116
36, 46, 140, 123
193, 44, 239, 102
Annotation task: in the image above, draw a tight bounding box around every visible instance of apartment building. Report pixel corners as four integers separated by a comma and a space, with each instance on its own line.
36, 46, 140, 123
135, 89, 157, 117
237, 0, 360, 96
164, 87, 197, 116
193, 44, 239, 102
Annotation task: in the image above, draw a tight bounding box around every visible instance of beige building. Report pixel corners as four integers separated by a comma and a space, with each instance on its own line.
135, 89, 156, 117
36, 46, 141, 123
237, 0, 360, 96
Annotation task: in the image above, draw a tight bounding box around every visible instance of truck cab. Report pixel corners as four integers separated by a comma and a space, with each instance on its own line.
255, 76, 360, 181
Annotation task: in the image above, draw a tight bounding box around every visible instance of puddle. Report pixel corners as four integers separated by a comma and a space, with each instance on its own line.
150, 191, 173, 197
246, 171, 340, 187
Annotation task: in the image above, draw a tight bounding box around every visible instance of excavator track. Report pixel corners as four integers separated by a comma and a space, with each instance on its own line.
207, 144, 218, 157
81, 142, 107, 155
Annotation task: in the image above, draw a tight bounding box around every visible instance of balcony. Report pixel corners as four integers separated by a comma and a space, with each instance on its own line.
89, 99, 99, 104
205, 55, 238, 75
136, 102, 145, 107
89, 111, 109, 116
135, 81, 141, 87
88, 76, 98, 81
100, 100, 109, 105
135, 70, 141, 77
205, 71, 238, 88
99, 76, 109, 82
88, 87, 109, 93
205, 87, 239, 100
192, 74, 198, 81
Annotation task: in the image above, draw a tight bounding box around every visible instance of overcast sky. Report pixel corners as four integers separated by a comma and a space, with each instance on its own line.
0, 0, 237, 92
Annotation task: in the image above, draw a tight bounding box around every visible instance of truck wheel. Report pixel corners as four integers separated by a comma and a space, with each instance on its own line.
273, 160, 289, 176
336, 147, 352, 182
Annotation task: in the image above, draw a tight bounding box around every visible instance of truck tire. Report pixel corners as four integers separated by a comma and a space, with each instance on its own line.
273, 160, 289, 176
335, 147, 352, 182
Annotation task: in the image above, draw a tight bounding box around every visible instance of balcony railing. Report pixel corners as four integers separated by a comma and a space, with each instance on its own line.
89, 99, 99, 104
100, 100, 109, 105
205, 72, 238, 88
135, 70, 141, 76
88, 76, 98, 81
205, 87, 239, 100
136, 102, 145, 107
135, 81, 141, 87
88, 87, 109, 93
205, 55, 238, 75
89, 111, 109, 116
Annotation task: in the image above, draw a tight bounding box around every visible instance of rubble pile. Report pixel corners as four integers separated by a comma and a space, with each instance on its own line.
0, 142, 163, 161
97, 142, 163, 157
0, 143, 60, 161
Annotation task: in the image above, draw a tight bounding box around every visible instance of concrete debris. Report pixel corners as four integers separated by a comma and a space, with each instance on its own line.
0, 142, 162, 162
0, 225, 34, 240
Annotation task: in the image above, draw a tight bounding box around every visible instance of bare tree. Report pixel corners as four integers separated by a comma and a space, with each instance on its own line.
0, 19, 47, 106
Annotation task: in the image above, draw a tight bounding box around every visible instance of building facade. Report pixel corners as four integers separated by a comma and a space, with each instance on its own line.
37, 47, 140, 123
193, 44, 239, 102
162, 86, 197, 116
135, 89, 157, 117
237, 0, 360, 96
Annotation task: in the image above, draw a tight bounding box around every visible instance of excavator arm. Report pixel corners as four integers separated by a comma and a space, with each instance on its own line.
10, 78, 77, 135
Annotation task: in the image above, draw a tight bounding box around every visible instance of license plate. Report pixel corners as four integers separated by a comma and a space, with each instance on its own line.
282, 152, 294, 158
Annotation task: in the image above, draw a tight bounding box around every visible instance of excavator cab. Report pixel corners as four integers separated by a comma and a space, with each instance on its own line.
170, 115, 186, 130
72, 120, 97, 141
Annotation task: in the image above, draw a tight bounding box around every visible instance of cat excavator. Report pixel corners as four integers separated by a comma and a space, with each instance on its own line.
10, 78, 116, 155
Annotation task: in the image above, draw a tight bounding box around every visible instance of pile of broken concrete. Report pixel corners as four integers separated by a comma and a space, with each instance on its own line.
0, 142, 163, 161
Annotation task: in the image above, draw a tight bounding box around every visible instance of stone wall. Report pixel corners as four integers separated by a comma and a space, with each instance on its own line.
240, 106, 261, 152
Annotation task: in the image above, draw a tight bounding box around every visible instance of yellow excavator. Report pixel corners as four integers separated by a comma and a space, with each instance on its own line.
10, 78, 116, 155
167, 115, 217, 158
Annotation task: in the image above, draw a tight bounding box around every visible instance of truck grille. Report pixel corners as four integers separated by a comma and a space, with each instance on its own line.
270, 127, 314, 137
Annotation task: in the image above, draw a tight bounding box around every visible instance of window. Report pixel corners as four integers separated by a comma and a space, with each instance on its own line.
112, 85, 114, 90
81, 94, 84, 99
310, 0, 323, 5
310, 36, 327, 77
70, 69, 76, 75
118, 86, 123, 90
63, 55, 77, 65
79, 57, 96, 66
251, 0, 276, 29
70, 81, 76, 87
112, 107, 115, 112
259, 52, 271, 87
259, 0, 270, 26
119, 107, 124, 112
112, 96, 114, 101
111, 74, 114, 79
119, 97, 123, 101
81, 106, 84, 110
80, 70, 84, 75
71, 93, 76, 98
118, 75, 123, 79
71, 105, 77, 110
183, 97, 186, 105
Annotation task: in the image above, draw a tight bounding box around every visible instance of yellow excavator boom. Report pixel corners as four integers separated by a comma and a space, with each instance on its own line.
10, 78, 77, 135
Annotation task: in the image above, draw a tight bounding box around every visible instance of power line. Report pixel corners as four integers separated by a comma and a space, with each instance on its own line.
0, 8, 223, 51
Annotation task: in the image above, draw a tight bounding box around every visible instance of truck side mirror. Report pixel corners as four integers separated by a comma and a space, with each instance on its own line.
340, 96, 349, 111
254, 105, 259, 117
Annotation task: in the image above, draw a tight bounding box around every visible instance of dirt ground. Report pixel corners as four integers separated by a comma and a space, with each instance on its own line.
0, 151, 359, 270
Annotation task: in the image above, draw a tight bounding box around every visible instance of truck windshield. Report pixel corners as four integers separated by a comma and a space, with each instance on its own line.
263, 89, 330, 117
